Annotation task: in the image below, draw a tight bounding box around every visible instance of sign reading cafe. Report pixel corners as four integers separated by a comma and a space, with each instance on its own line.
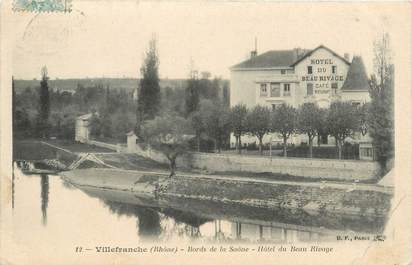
301, 58, 344, 93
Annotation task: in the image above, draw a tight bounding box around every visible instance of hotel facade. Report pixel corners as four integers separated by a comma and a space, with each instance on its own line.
230, 45, 373, 158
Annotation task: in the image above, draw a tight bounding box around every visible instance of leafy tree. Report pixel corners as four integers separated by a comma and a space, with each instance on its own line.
50, 112, 62, 137
60, 113, 76, 140
222, 81, 230, 106
246, 105, 271, 155
14, 108, 32, 138
189, 111, 204, 152
357, 103, 369, 136
12, 76, 16, 138
326, 101, 360, 159
113, 112, 135, 141
315, 108, 328, 147
185, 78, 200, 116
37, 66, 50, 138
297, 103, 324, 158
368, 33, 394, 173
200, 99, 231, 152
142, 115, 191, 177
89, 113, 101, 138
160, 86, 186, 116
271, 104, 297, 157
230, 104, 248, 154
100, 112, 113, 138
137, 37, 161, 124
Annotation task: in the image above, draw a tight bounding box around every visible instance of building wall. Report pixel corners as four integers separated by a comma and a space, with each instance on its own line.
231, 69, 276, 108
230, 47, 353, 109
290, 47, 351, 108
131, 143, 380, 181
75, 119, 89, 143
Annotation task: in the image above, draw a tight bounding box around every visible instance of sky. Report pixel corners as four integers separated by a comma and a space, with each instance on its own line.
10, 1, 404, 80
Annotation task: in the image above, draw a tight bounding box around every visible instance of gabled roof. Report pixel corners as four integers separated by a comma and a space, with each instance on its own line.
341, 56, 370, 91
77, 113, 93, 120
231, 45, 350, 70
231, 49, 310, 69
290, 45, 351, 66
126, 131, 136, 136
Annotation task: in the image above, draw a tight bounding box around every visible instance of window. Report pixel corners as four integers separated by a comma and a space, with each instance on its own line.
331, 82, 338, 94
270, 83, 280, 97
281, 69, 286, 75
283, 84, 291, 96
307, 66, 313, 74
307, 83, 313, 96
360, 147, 373, 157
332, 65, 337, 74
352, 101, 361, 107
260, 83, 268, 96
272, 104, 278, 110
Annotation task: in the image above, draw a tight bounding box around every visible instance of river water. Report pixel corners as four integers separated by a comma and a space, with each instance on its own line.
8, 163, 388, 249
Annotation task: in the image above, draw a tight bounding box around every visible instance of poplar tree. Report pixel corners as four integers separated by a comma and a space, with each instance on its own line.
185, 77, 200, 116
368, 33, 394, 173
37, 66, 50, 138
137, 37, 161, 125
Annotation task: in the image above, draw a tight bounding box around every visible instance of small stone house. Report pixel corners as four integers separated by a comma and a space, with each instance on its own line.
75, 113, 93, 143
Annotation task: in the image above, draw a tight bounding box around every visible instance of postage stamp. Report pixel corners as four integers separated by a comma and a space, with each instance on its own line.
13, 0, 71, 12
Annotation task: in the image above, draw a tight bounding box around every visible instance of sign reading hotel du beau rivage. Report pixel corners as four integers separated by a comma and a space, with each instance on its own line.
230, 45, 372, 153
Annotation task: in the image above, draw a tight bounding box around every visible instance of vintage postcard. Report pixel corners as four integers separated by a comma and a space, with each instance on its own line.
0, 1, 411, 265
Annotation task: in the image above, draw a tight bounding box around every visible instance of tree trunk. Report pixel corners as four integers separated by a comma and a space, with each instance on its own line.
213, 139, 217, 153
196, 135, 200, 152
283, 136, 287, 157
258, 137, 263, 155
308, 137, 313, 158
235, 136, 239, 152
337, 140, 342, 160
169, 157, 176, 177
238, 135, 242, 154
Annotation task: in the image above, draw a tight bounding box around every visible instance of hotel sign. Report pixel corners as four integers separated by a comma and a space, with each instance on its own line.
301, 58, 344, 93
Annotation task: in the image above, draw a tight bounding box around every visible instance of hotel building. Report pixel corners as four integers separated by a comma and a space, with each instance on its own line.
230, 45, 372, 157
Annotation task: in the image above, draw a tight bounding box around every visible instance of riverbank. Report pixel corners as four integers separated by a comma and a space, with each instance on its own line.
78, 184, 387, 235
62, 168, 393, 217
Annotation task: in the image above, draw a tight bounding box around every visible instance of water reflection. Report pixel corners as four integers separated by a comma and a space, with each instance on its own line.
40, 174, 49, 226
82, 186, 386, 243
104, 201, 162, 241
12, 163, 387, 244
12, 168, 15, 210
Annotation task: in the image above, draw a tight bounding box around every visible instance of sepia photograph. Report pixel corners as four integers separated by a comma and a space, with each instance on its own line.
0, 1, 411, 265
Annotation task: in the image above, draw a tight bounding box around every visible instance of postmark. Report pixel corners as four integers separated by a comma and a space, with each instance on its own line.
13, 0, 71, 12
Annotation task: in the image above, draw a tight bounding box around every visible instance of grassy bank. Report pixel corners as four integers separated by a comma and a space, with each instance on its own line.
13, 139, 114, 167
13, 140, 57, 160
43, 139, 114, 153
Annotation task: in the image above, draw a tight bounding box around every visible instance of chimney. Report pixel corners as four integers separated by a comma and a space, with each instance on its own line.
294, 47, 304, 60
344, 53, 350, 61
250, 37, 258, 58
